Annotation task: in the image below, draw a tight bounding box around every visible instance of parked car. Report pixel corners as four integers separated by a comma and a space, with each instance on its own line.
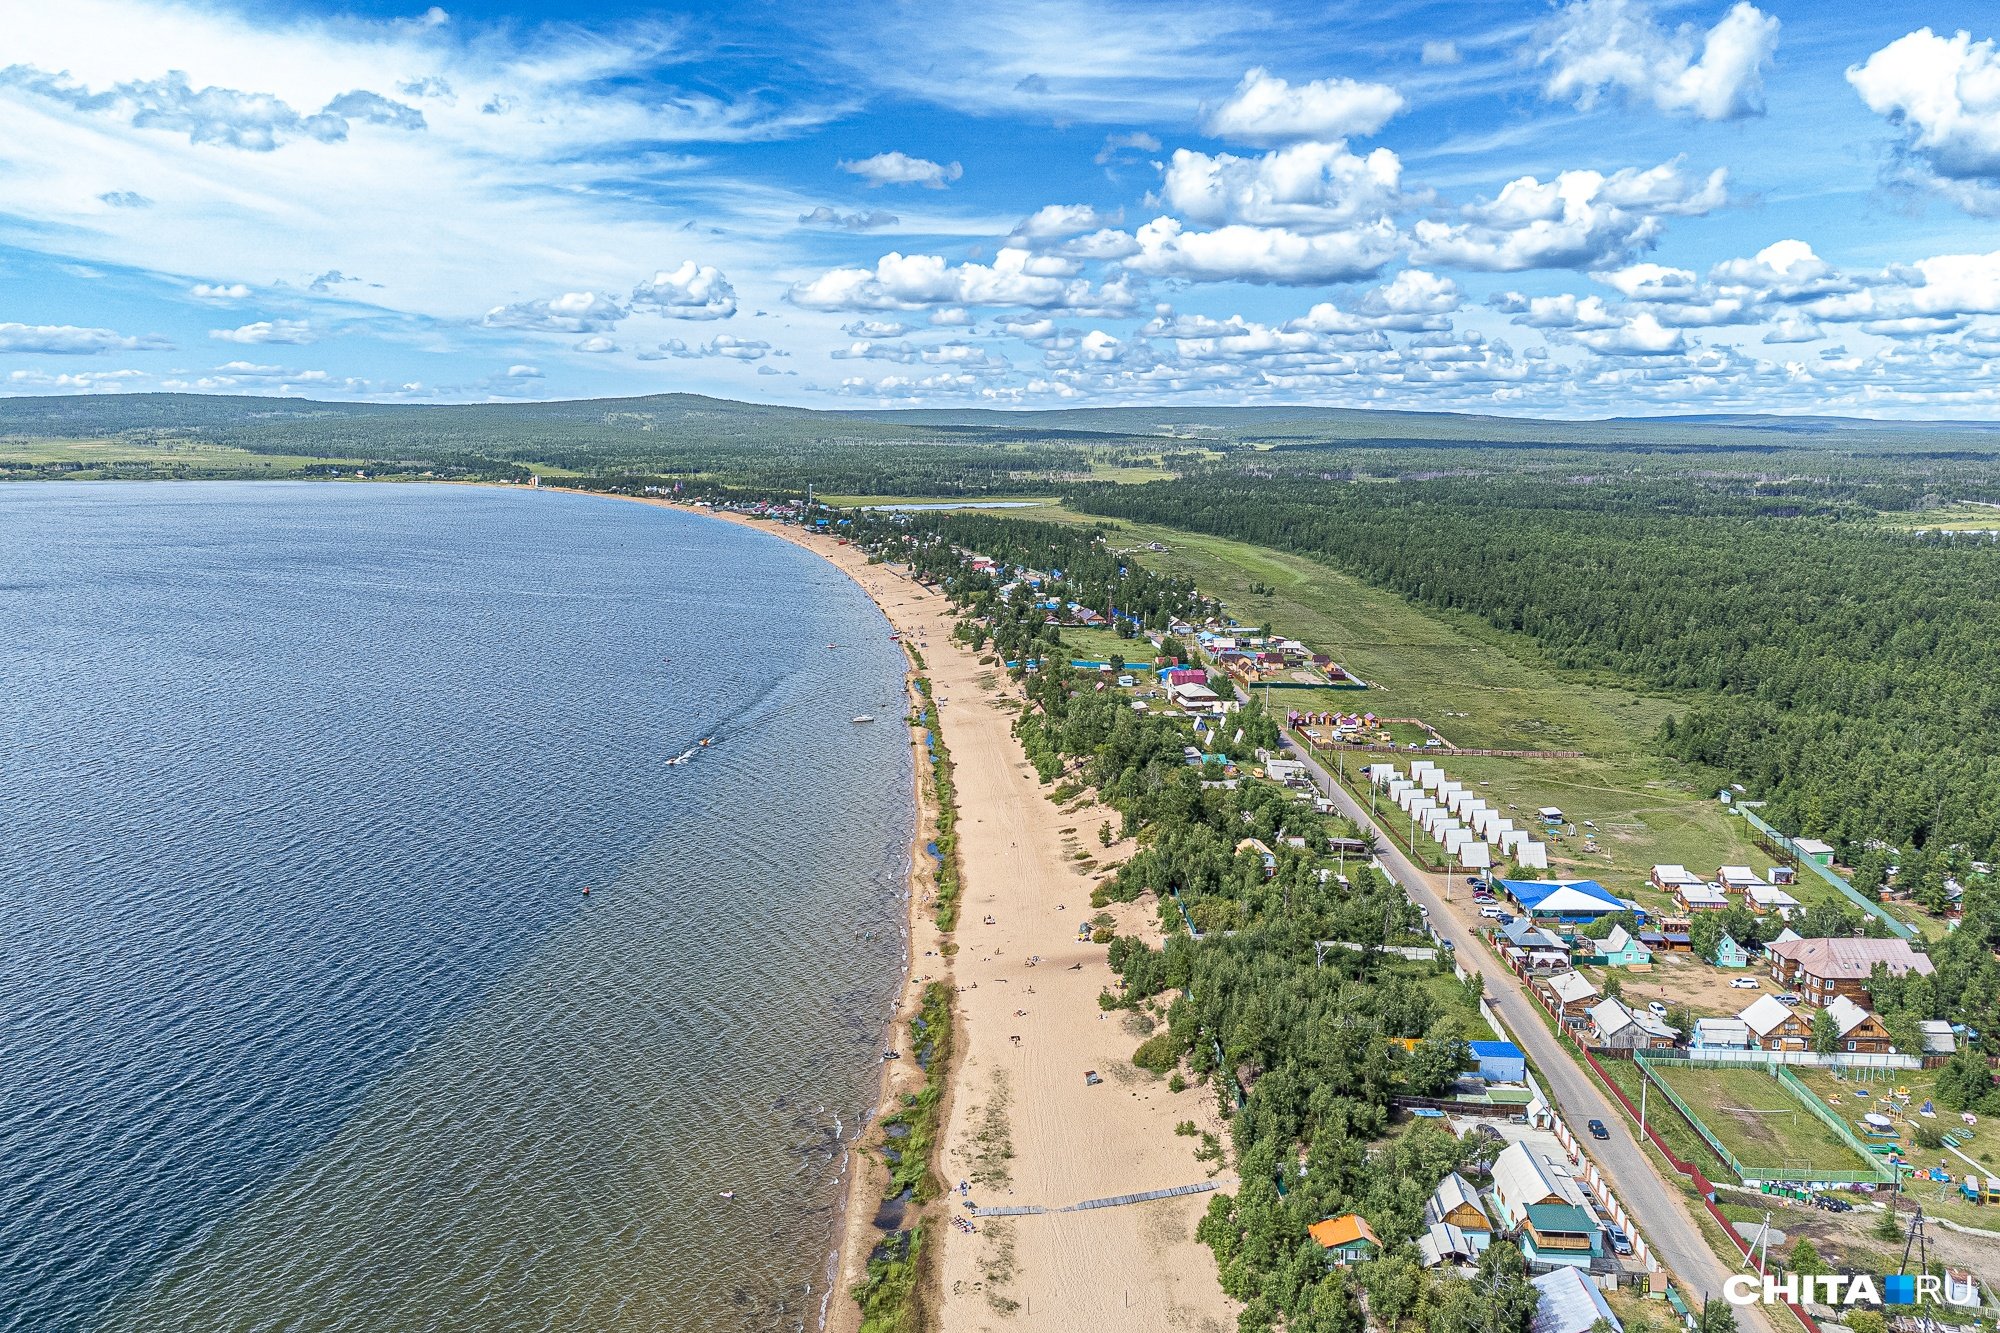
1467, 877, 1488, 890
1480, 906, 1507, 919
1730, 977, 1761, 989
1496, 912, 1515, 924
1605, 1224, 1633, 1256
1588, 1119, 1610, 1140
1647, 1001, 1669, 1017
1777, 993, 1802, 1005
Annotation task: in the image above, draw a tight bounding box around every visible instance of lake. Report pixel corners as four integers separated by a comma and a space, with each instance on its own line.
0, 482, 914, 1332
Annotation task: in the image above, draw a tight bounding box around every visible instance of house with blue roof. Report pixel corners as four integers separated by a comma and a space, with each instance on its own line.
1498, 879, 1625, 927
1467, 1040, 1526, 1083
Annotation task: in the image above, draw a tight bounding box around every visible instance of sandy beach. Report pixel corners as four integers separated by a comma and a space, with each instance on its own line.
666, 504, 1238, 1333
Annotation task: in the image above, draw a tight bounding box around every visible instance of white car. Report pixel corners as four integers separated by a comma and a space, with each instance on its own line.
1479, 906, 1507, 919
1647, 1001, 1669, 1017
1730, 977, 1761, 990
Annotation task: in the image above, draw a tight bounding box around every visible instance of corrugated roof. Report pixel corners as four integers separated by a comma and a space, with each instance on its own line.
1546, 972, 1600, 1004
1766, 937, 1933, 981
1418, 1222, 1478, 1267
1426, 1172, 1489, 1228
1532, 1267, 1620, 1333
1525, 1202, 1597, 1234
1739, 994, 1801, 1035
1492, 1142, 1587, 1213
1308, 1213, 1380, 1250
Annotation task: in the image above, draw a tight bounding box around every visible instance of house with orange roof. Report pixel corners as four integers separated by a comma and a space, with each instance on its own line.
1308, 1213, 1381, 1266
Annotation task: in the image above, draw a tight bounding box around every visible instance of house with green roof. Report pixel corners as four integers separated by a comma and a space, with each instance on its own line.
1520, 1203, 1601, 1269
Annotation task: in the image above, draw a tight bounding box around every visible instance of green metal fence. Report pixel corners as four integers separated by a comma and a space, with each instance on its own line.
1732, 807, 1914, 940
1773, 1066, 1903, 1180
1634, 1054, 1896, 1185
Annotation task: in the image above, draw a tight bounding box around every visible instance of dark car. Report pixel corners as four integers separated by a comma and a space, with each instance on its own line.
1588, 1119, 1610, 1140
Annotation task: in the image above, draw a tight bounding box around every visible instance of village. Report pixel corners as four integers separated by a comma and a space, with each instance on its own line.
908, 520, 2000, 1322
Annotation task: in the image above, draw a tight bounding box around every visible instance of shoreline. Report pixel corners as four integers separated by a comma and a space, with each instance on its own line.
635, 500, 1236, 1333
632, 500, 951, 1333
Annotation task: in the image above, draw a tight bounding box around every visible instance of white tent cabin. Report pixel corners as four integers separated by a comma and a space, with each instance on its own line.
1443, 828, 1473, 856
1517, 842, 1550, 870
1460, 843, 1493, 870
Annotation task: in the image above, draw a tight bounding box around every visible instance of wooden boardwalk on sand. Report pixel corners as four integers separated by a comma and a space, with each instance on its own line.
971, 1181, 1217, 1218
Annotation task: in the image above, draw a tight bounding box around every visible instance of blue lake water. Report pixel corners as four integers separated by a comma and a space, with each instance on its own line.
0, 482, 914, 1332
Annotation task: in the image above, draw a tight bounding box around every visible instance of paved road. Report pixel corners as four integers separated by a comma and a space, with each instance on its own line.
1284, 734, 1775, 1333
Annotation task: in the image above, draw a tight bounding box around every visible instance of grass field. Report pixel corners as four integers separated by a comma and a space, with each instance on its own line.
0, 437, 354, 475
1649, 1063, 1879, 1177
1058, 626, 1147, 665
817, 495, 1060, 509
1437, 755, 1780, 906
1005, 506, 1773, 896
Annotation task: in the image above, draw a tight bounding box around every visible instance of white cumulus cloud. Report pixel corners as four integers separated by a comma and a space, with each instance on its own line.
629, 262, 738, 320
0, 322, 173, 354
1201, 67, 1405, 144
838, 151, 964, 189
482, 292, 623, 333
208, 319, 315, 344
1541, 0, 1780, 121
787, 248, 1137, 314
1848, 28, 2000, 213
1157, 142, 1406, 230
1411, 160, 1727, 271
1124, 216, 1401, 285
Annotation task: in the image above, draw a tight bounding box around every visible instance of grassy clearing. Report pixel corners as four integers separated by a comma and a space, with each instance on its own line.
1651, 1064, 1878, 1176
1007, 506, 1766, 898
1058, 626, 1146, 664
1436, 754, 1772, 897
1597, 1056, 1742, 1184
818, 495, 1059, 509
1788, 1067, 2000, 1174
0, 437, 354, 475
1034, 505, 1684, 758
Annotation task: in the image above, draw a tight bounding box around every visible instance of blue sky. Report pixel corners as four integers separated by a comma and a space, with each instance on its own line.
5, 0, 2000, 416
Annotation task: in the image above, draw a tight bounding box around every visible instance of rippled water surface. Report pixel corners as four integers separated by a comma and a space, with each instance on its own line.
0, 482, 913, 1333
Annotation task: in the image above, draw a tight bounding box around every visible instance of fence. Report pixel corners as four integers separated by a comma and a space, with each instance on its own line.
1774, 1066, 1908, 1178
1733, 806, 1914, 940
1573, 1041, 1822, 1333
1673, 1047, 1921, 1071
1633, 1054, 1895, 1185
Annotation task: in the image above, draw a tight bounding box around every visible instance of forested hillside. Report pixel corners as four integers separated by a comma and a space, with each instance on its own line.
1072, 477, 2000, 859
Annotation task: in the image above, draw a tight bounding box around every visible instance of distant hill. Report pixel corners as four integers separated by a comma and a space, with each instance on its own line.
7, 391, 1998, 447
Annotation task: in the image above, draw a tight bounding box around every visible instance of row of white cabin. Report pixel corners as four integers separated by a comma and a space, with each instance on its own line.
1650, 862, 1802, 917
1366, 761, 1549, 871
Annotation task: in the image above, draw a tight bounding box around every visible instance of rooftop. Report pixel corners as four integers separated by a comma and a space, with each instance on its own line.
1766, 936, 1933, 981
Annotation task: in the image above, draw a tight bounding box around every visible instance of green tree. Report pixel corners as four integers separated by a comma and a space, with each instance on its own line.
1695, 1297, 1739, 1333
1789, 1238, 1826, 1275
1406, 1037, 1470, 1097
1811, 1008, 1839, 1054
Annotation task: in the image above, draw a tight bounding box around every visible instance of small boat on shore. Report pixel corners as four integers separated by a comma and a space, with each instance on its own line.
852, 715, 875, 724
